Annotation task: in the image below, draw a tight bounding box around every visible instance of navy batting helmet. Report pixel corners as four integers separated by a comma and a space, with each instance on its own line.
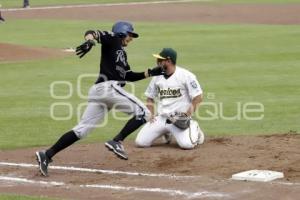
112, 21, 139, 38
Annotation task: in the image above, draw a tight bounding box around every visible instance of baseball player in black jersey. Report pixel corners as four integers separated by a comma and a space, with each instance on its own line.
35, 21, 163, 176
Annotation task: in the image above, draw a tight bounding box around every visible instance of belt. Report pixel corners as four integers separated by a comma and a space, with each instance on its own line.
95, 80, 126, 87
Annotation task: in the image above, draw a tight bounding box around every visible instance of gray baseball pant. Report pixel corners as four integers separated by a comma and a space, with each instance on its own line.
73, 81, 150, 139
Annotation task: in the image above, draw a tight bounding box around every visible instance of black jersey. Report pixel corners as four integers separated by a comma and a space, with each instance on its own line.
93, 30, 130, 84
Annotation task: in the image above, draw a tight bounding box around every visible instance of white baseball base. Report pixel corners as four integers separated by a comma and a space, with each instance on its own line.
231, 170, 284, 182
63, 48, 75, 52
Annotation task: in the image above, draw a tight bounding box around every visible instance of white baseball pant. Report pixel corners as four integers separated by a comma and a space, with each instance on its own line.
135, 115, 204, 149
73, 81, 151, 139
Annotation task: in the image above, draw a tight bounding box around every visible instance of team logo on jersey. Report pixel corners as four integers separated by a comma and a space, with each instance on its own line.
158, 87, 182, 99
190, 80, 198, 89
116, 50, 127, 66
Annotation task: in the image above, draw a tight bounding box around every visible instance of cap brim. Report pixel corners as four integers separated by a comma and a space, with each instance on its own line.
128, 32, 139, 38
152, 54, 166, 59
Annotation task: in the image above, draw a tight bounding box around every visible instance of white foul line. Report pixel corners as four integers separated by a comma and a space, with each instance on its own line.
0, 176, 64, 186
2, 0, 212, 12
271, 181, 300, 186
82, 184, 227, 199
0, 161, 200, 179
0, 175, 227, 199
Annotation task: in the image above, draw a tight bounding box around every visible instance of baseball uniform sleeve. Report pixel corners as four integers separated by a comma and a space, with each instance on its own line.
185, 73, 203, 99
145, 77, 158, 99
93, 30, 115, 45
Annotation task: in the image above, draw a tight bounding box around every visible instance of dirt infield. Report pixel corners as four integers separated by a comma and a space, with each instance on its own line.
3, 2, 300, 24
0, 43, 70, 62
0, 134, 299, 199
1, 2, 300, 200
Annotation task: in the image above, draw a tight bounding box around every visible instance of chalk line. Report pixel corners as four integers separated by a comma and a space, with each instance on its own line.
0, 175, 227, 199
0, 161, 200, 179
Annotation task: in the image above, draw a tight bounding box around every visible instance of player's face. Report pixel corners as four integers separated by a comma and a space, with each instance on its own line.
156, 58, 165, 66
156, 58, 168, 70
122, 35, 133, 47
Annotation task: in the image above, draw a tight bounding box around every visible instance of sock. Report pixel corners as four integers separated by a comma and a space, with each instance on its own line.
45, 130, 79, 159
113, 117, 146, 142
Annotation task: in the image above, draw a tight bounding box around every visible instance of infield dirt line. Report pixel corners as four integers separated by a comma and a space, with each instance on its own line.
2, 0, 212, 12
0, 175, 228, 199
0, 161, 201, 179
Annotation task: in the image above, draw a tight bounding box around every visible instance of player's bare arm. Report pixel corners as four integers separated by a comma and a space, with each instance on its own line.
186, 94, 202, 117
146, 98, 156, 122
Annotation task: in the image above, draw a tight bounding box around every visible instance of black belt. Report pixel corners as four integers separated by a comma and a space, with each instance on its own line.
95, 79, 126, 87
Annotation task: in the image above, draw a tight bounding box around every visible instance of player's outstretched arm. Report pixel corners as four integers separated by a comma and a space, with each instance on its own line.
124, 66, 164, 82
75, 30, 98, 59
75, 40, 95, 58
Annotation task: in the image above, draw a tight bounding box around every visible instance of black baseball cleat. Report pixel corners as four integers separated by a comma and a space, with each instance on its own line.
35, 151, 52, 176
105, 140, 128, 160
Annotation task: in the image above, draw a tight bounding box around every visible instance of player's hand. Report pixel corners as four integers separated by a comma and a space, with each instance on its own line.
76, 40, 95, 58
149, 115, 157, 123
148, 66, 164, 77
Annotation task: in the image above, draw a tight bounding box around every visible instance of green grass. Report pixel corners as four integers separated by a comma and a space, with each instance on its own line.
1, 0, 300, 8
0, 20, 299, 149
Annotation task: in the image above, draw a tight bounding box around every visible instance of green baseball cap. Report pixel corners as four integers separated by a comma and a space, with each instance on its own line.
153, 48, 177, 64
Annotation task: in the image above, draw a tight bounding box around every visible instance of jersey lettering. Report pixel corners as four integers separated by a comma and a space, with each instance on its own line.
158, 87, 182, 99
116, 50, 127, 66
94, 31, 130, 84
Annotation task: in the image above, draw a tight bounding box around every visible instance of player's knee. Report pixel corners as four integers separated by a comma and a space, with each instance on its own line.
73, 130, 86, 139
135, 136, 151, 148
72, 125, 93, 139
177, 141, 195, 150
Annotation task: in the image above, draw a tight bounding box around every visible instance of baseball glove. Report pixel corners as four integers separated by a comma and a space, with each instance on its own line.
166, 112, 191, 130
76, 40, 95, 58
148, 66, 165, 77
